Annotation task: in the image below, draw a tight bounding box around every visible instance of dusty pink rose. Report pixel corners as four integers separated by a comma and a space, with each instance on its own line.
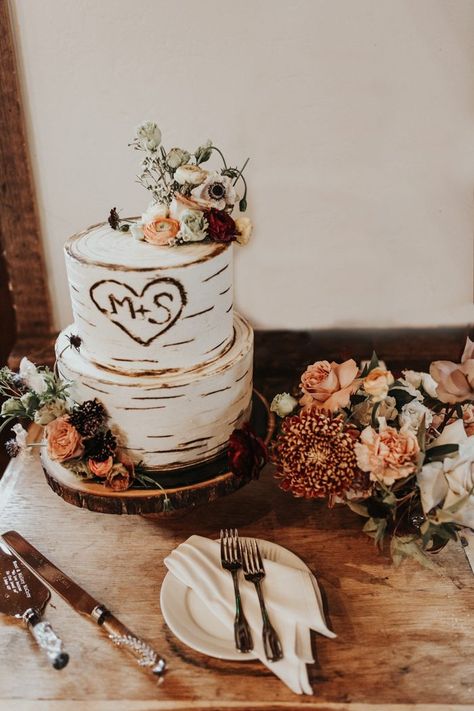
143, 217, 180, 246
300, 359, 359, 412
45, 415, 84, 462
88, 456, 113, 478
354, 422, 420, 486
105, 450, 134, 491
430, 337, 474, 404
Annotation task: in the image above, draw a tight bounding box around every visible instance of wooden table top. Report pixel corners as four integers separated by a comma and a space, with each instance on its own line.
0, 427, 473, 711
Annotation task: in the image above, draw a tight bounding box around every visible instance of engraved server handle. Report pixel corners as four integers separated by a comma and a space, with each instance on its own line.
95, 606, 166, 677
23, 608, 69, 670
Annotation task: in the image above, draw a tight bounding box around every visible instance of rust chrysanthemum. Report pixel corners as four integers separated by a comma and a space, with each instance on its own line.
271, 408, 367, 499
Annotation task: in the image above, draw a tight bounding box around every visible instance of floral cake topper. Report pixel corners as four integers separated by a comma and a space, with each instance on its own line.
109, 121, 252, 248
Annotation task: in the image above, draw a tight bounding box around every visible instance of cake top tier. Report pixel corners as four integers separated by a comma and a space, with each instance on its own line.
64, 222, 235, 375
66, 221, 229, 271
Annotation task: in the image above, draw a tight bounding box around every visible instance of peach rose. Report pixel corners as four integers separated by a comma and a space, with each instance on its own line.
354, 421, 420, 486
105, 450, 134, 491
430, 337, 474, 404
88, 456, 113, 478
300, 359, 359, 412
45, 415, 84, 462
143, 217, 180, 246
363, 368, 394, 401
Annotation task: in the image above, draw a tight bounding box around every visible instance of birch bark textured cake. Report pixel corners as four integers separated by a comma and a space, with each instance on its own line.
56, 226, 253, 470
0, 121, 266, 497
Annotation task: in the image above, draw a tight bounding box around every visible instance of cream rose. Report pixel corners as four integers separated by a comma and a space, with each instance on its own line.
174, 164, 208, 186
235, 217, 252, 245
363, 368, 394, 401
270, 393, 298, 418
417, 420, 474, 527
45, 415, 84, 462
355, 420, 420, 486
299, 359, 359, 412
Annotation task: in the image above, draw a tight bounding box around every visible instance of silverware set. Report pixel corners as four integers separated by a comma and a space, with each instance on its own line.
220, 528, 283, 662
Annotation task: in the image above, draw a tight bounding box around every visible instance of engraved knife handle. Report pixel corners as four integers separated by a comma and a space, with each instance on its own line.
94, 606, 166, 677
23, 608, 69, 670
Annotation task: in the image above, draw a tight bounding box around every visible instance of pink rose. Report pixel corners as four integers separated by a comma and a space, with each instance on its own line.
88, 456, 113, 478
430, 337, 474, 404
354, 422, 420, 486
45, 415, 84, 462
300, 359, 359, 412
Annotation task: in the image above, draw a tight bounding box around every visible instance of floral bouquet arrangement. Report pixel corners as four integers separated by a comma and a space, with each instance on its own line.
109, 121, 252, 248
270, 339, 474, 566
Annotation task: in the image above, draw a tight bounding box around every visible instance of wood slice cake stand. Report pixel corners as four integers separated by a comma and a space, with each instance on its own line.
41, 390, 275, 517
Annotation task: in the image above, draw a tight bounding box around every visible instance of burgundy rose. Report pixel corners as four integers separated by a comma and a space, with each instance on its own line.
206, 208, 237, 243
228, 423, 267, 480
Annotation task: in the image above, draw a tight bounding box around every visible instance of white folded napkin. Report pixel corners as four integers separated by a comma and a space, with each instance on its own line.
164, 535, 335, 695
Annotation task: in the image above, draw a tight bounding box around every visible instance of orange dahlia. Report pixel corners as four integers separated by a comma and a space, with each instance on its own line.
271, 408, 368, 499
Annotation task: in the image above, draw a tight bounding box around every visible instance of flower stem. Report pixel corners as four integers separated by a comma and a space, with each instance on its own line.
438, 405, 457, 434
210, 146, 228, 170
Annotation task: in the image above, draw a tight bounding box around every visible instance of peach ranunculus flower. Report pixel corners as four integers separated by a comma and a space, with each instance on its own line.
363, 368, 394, 401
299, 359, 359, 412
88, 456, 113, 478
45, 415, 84, 463
430, 337, 474, 404
354, 419, 420, 486
143, 217, 180, 246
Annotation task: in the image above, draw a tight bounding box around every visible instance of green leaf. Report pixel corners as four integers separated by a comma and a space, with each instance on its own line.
367, 351, 380, 373
388, 387, 417, 408
424, 443, 459, 463
363, 517, 387, 549
347, 501, 370, 517
371, 400, 381, 428
390, 535, 437, 569
417, 414, 427, 452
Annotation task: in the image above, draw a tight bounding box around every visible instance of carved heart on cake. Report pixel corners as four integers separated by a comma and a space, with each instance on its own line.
90, 278, 187, 346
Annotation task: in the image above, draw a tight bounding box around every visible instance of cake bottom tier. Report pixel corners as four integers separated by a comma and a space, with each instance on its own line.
56, 313, 253, 470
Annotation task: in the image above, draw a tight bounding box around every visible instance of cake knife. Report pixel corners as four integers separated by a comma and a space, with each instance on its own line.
2, 530, 166, 677
0, 540, 68, 669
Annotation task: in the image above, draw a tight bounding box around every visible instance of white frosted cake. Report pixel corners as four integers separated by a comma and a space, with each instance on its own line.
56, 221, 254, 471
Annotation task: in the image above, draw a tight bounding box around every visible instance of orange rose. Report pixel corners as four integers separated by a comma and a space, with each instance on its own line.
45, 415, 84, 462
88, 456, 113, 478
143, 217, 180, 246
354, 422, 420, 486
300, 359, 359, 412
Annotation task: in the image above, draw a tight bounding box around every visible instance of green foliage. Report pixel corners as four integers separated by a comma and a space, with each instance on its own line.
390, 536, 437, 569
363, 517, 387, 549
424, 443, 459, 463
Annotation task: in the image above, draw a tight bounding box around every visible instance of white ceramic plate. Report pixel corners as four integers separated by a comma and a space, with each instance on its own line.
160, 538, 316, 661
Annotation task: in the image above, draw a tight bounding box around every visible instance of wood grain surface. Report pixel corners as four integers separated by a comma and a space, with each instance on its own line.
0, 423, 472, 710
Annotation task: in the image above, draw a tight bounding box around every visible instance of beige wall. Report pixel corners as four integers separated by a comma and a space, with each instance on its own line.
11, 0, 474, 330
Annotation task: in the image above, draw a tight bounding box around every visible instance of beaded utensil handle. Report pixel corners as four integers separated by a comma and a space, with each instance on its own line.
23, 608, 69, 670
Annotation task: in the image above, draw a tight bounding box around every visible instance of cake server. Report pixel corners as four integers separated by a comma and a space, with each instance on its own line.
0, 540, 68, 669
2, 530, 166, 677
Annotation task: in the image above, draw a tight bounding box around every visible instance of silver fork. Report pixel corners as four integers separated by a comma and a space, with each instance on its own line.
220, 528, 253, 653
242, 538, 283, 662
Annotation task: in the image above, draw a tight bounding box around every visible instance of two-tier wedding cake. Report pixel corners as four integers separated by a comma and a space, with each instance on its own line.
56, 224, 253, 471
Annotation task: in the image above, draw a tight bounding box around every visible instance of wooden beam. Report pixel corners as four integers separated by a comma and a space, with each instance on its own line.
0, 0, 54, 368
